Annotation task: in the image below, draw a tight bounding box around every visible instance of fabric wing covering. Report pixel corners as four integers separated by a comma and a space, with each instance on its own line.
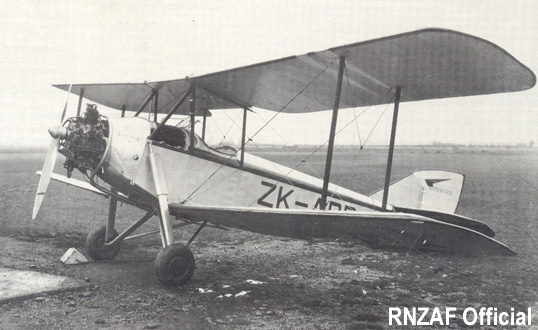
54, 28, 536, 115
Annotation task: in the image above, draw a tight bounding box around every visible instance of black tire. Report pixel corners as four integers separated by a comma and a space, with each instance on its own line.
154, 243, 195, 287
85, 226, 121, 261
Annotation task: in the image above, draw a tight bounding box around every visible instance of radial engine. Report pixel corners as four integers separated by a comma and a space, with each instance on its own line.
55, 104, 109, 177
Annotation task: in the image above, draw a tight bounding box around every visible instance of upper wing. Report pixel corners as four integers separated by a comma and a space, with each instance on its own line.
55, 28, 535, 114
170, 204, 515, 256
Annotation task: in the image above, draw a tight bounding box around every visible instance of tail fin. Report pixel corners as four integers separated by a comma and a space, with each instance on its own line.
369, 170, 465, 214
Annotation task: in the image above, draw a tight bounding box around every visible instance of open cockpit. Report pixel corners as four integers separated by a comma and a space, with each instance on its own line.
150, 122, 238, 156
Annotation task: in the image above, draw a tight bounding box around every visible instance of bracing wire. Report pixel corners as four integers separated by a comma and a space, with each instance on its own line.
251, 111, 323, 180
244, 57, 339, 148
210, 116, 230, 145
217, 110, 296, 187
244, 102, 380, 207
245, 101, 386, 207
343, 64, 363, 147
244, 76, 396, 207
181, 57, 338, 203
219, 109, 243, 147
327, 91, 396, 201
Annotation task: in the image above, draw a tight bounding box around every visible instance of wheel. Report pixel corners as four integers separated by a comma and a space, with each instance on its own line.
154, 243, 195, 287
85, 226, 121, 261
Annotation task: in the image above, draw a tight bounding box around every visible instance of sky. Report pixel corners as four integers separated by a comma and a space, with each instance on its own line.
0, 0, 537, 148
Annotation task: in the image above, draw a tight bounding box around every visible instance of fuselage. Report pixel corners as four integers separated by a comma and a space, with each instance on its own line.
100, 117, 387, 213
53, 113, 514, 256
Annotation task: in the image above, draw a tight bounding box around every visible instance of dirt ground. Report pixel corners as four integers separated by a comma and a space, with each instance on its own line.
1, 148, 537, 329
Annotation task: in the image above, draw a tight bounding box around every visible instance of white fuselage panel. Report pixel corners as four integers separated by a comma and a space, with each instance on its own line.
133, 142, 387, 212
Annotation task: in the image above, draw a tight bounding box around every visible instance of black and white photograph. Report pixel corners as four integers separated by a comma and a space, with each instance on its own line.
1, 1, 537, 329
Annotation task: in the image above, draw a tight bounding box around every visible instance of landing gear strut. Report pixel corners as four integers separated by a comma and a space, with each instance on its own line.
84, 141, 204, 286
84, 198, 203, 285
86, 189, 122, 261
148, 142, 198, 286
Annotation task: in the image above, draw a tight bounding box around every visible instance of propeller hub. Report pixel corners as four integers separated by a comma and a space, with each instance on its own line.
48, 126, 68, 139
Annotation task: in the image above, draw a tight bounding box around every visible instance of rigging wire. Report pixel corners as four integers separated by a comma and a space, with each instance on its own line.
219, 110, 296, 186
184, 111, 296, 198
181, 57, 338, 203
209, 114, 230, 145
343, 65, 363, 147
242, 74, 395, 207
218, 109, 244, 147
242, 82, 387, 206
245, 103, 379, 207
327, 90, 396, 201
252, 111, 323, 180
244, 57, 338, 148
242, 61, 400, 207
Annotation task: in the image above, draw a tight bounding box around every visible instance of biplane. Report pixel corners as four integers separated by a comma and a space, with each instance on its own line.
33, 29, 535, 286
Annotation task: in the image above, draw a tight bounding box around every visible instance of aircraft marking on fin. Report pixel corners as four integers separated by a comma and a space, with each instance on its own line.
424, 178, 454, 196
425, 178, 450, 187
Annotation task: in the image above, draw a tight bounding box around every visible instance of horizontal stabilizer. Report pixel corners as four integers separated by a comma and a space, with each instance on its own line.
370, 170, 464, 214
393, 206, 495, 238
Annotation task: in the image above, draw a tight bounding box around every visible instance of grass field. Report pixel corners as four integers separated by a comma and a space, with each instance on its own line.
1, 146, 537, 329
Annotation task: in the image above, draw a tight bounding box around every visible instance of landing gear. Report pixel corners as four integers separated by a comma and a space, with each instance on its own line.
86, 191, 122, 261
148, 142, 196, 286
85, 226, 121, 261
154, 243, 195, 286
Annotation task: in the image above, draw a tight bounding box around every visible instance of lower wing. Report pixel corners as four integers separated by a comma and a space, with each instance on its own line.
36, 171, 106, 196
169, 204, 515, 256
